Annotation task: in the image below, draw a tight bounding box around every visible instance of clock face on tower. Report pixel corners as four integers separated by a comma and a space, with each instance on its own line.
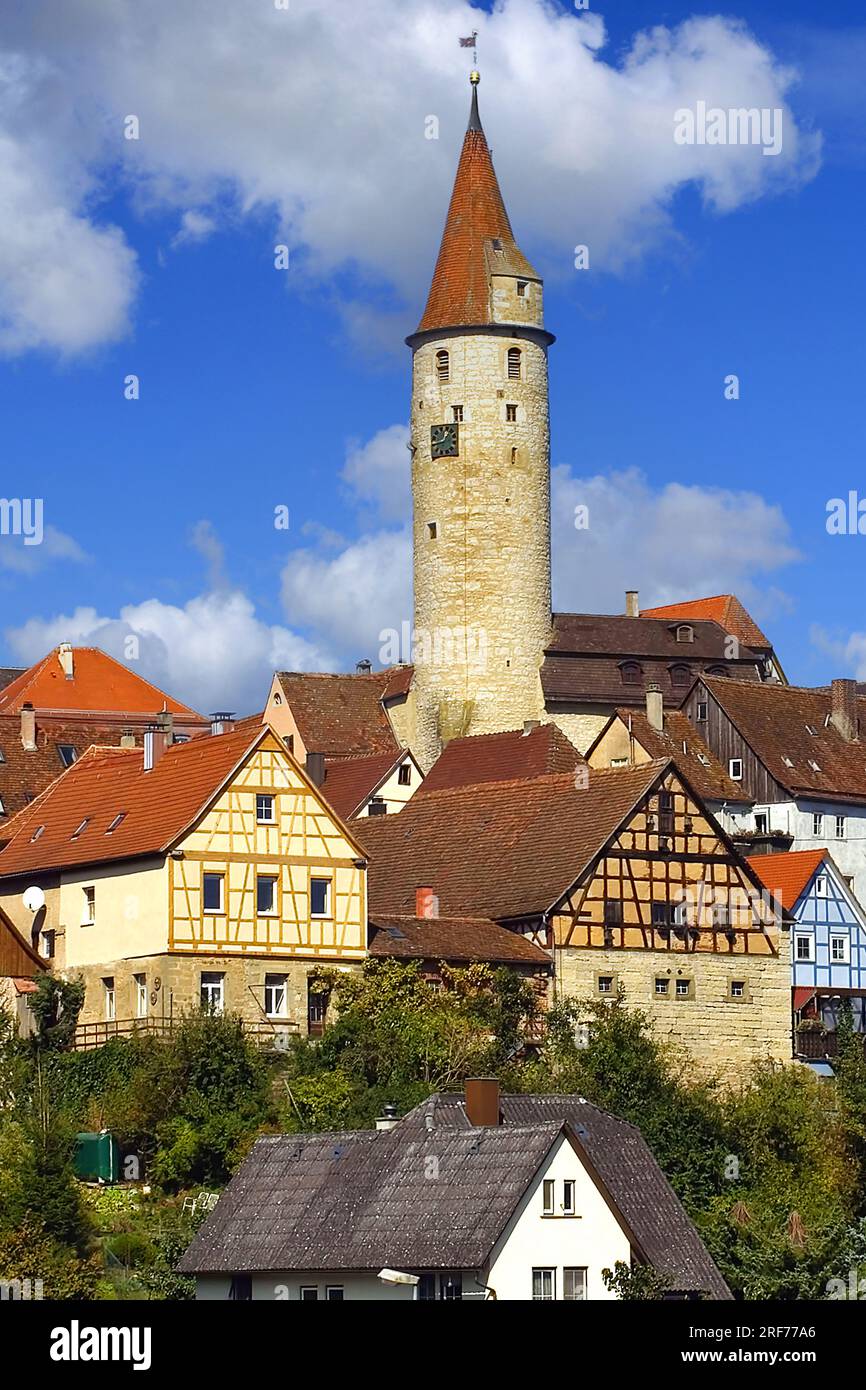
430, 423, 459, 459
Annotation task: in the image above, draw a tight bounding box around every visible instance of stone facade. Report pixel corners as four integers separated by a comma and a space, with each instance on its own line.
557, 937, 792, 1075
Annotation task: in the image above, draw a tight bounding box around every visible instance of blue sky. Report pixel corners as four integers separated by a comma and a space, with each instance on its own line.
1, 0, 865, 712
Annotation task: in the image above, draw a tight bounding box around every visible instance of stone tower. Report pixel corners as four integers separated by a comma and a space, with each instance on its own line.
406, 73, 554, 766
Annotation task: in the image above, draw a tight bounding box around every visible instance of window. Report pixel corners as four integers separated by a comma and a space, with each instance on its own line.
562, 1179, 576, 1216
816, 875, 828, 897
440, 1274, 463, 1301
651, 901, 672, 929
71, 817, 89, 839
256, 794, 275, 824
310, 877, 331, 917
729, 759, 743, 781
658, 790, 674, 835
325, 1286, 344, 1301
563, 1268, 587, 1301
229, 1276, 252, 1301
620, 661, 642, 686
200, 972, 225, 1014
398, 763, 412, 786
609, 757, 628, 768
103, 977, 115, 1022
426, 521, 437, 540
435, 349, 449, 383
532, 1269, 556, 1301
805, 724, 818, 736
754, 813, 768, 834
203, 872, 224, 913
670, 664, 690, 688
730, 980, 746, 999
516, 280, 527, 297
696, 701, 708, 721
505, 403, 517, 422
597, 974, 614, 995
40, 929, 55, 960
675, 625, 694, 643
675, 978, 693, 999
134, 973, 147, 1018
57, 743, 77, 768
795, 935, 814, 962
106, 811, 126, 834
82, 886, 95, 926
836, 816, 846, 840
603, 899, 623, 926
507, 347, 521, 379
452, 404, 463, 422
30, 825, 45, 842
655, 977, 670, 996
308, 980, 329, 1036
712, 903, 731, 928
813, 813, 823, 837
300, 1287, 318, 1301
707, 665, 729, 677
831, 935, 849, 964
257, 875, 278, 916
264, 974, 288, 1018
542, 1178, 555, 1215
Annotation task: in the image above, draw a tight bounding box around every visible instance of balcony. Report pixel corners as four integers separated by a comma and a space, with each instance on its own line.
794, 1029, 866, 1061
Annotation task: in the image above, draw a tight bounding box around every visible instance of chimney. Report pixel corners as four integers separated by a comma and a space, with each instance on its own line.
625, 590, 639, 618
646, 683, 664, 733
830, 679, 859, 743
305, 751, 325, 788
356, 659, 372, 674
375, 1103, 401, 1132
58, 642, 74, 679
20, 703, 36, 751
209, 711, 235, 736
522, 719, 539, 736
143, 724, 169, 772
415, 886, 439, 919
465, 1077, 501, 1128
119, 729, 136, 749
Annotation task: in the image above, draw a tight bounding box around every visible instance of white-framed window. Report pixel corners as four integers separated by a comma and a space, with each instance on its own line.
134, 973, 147, 1018
655, 977, 669, 996
795, 934, 814, 962
40, 929, 55, 960
831, 935, 850, 964
82, 885, 95, 926
103, 977, 115, 1022
203, 872, 224, 914
675, 978, 693, 999
542, 1178, 555, 1215
696, 700, 708, 721
200, 972, 225, 1014
609, 757, 628, 768
325, 1286, 344, 1301
398, 763, 412, 786
310, 877, 331, 918
562, 1179, 576, 1215
452, 404, 463, 423
728, 759, 743, 781
57, 743, 77, 768
563, 1267, 587, 1301
264, 973, 288, 1018
836, 816, 846, 840
754, 813, 768, 834
532, 1268, 556, 1301
730, 980, 746, 999
813, 813, 823, 836
300, 1286, 318, 1301
256, 794, 275, 824
597, 974, 614, 995
816, 875, 828, 897
257, 874, 278, 916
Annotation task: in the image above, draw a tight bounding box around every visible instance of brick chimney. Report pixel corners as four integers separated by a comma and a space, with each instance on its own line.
143, 724, 170, 772
415, 886, 439, 919
625, 590, 639, 618
58, 642, 74, 679
646, 683, 664, 733
20, 703, 36, 751
830, 679, 859, 743
465, 1077, 501, 1127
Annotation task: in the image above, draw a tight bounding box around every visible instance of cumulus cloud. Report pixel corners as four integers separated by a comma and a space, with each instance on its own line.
341, 424, 410, 523
810, 624, 866, 680
0, 522, 87, 574
0, 0, 821, 354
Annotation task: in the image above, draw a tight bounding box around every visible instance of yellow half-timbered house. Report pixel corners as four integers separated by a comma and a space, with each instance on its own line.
0, 723, 367, 1043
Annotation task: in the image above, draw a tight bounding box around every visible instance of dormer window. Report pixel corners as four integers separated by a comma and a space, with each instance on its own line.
507, 347, 521, 380
620, 661, 642, 686
675, 625, 694, 643
706, 665, 729, 677
669, 664, 691, 689
436, 350, 449, 384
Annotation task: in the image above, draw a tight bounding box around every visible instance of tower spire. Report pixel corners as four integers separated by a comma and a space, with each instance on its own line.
467, 67, 482, 133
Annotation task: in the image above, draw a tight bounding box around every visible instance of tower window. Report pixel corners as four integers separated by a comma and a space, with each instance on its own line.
506, 403, 517, 422
511, 447, 518, 465
516, 280, 527, 298
507, 347, 521, 379
427, 522, 437, 539
436, 350, 449, 384
452, 405, 463, 422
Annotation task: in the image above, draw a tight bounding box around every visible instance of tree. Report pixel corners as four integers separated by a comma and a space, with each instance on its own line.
29, 974, 85, 1051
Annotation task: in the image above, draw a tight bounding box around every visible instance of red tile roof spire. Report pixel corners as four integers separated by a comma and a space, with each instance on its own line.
414, 73, 540, 335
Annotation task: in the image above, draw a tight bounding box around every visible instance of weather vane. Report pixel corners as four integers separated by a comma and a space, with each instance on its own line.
459, 28, 479, 74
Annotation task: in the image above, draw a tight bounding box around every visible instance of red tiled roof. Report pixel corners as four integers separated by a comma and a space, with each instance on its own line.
641, 596, 771, 652
420, 724, 581, 796
704, 677, 866, 802
601, 708, 750, 805
357, 761, 666, 921
0, 715, 146, 821
0, 647, 206, 722
369, 915, 551, 967
747, 849, 828, 912
415, 86, 538, 334
382, 666, 413, 701
275, 671, 403, 758
0, 726, 274, 877
321, 751, 404, 820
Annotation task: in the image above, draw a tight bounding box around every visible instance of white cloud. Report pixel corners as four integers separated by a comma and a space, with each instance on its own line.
811, 624, 866, 680
341, 424, 410, 523
0, 0, 821, 355
0, 523, 87, 573
551, 465, 799, 616
171, 209, 217, 247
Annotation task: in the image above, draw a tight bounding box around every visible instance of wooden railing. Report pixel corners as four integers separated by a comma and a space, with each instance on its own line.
794, 1030, 866, 1060
73, 1015, 302, 1051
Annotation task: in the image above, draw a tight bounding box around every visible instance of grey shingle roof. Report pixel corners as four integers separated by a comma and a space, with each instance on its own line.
178, 1123, 561, 1275
401, 1094, 731, 1299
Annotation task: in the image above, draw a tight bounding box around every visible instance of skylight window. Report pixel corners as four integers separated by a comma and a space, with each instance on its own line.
106, 812, 126, 834
805, 724, 818, 736
57, 744, 77, 768
30, 825, 45, 842
71, 817, 89, 839
0, 746, 5, 762
782, 756, 794, 767
808, 760, 821, 772
697, 753, 710, 767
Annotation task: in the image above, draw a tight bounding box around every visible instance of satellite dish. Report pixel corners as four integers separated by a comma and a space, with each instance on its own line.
23, 885, 45, 913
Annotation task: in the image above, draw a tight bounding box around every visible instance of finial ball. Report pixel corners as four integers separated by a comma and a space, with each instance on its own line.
470, 70, 480, 85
